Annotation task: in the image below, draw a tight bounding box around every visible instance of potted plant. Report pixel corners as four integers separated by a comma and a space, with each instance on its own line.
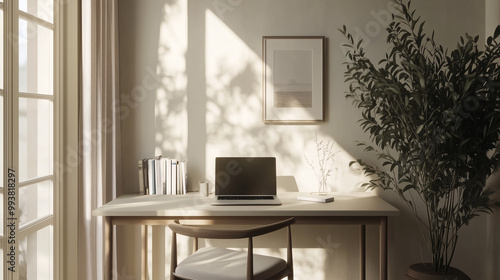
340, 0, 500, 279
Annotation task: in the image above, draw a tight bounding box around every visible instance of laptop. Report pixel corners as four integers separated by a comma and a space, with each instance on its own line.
211, 157, 282, 206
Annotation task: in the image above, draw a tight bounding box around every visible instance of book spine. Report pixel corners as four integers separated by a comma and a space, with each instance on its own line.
143, 159, 149, 195
155, 156, 163, 195
171, 161, 178, 195
138, 160, 144, 195
180, 161, 187, 194
177, 163, 181, 194
160, 158, 167, 195
148, 158, 156, 195
166, 158, 172, 195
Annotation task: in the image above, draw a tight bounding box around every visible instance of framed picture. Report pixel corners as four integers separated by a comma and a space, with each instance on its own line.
262, 36, 325, 124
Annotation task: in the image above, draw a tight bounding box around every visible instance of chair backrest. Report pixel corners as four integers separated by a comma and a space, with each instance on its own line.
168, 218, 295, 280
168, 217, 295, 239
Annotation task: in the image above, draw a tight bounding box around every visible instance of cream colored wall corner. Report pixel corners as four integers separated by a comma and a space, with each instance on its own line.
59, 0, 80, 279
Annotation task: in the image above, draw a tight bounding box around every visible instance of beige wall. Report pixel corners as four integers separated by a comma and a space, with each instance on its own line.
117, 0, 495, 279
60, 0, 80, 279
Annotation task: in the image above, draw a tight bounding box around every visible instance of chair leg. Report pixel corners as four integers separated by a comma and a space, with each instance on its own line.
171, 231, 177, 279
247, 237, 254, 280
193, 237, 198, 253
287, 225, 293, 278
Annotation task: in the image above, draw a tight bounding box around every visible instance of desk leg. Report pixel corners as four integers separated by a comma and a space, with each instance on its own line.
380, 217, 388, 280
360, 225, 366, 280
104, 216, 113, 280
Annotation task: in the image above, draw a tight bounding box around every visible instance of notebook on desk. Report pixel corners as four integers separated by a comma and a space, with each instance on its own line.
211, 157, 282, 206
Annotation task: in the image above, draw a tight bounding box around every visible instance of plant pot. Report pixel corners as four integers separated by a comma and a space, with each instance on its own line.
406, 263, 471, 280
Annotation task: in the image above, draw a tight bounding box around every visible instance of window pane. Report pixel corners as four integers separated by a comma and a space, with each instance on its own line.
19, 19, 53, 95
19, 226, 53, 280
0, 96, 3, 185
19, 0, 53, 24
0, 245, 3, 278
19, 180, 53, 226
0, 99, 2, 245
0, 247, 3, 277
0, 11, 3, 89
19, 98, 53, 182
0, 193, 3, 233
0, 97, 3, 278
0, 8, 4, 278
1, 11, 3, 187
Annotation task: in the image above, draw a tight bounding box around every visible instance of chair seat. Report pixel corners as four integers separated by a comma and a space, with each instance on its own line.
175, 247, 287, 280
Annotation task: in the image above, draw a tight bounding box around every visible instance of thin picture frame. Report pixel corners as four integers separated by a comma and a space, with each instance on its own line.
262, 36, 325, 124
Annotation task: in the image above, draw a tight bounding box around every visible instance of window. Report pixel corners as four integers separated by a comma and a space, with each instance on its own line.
1, 0, 57, 279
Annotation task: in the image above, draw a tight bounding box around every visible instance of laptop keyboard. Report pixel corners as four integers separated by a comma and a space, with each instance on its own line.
217, 196, 274, 200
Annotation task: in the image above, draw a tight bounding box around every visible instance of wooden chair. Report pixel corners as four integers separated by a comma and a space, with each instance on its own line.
168, 217, 295, 280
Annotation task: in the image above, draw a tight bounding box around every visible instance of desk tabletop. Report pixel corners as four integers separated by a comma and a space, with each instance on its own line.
92, 192, 399, 217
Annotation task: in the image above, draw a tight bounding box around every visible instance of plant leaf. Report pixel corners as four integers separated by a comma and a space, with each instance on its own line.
494, 25, 500, 39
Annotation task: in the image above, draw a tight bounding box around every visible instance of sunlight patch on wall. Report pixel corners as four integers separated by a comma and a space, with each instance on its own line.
155, 0, 188, 158
204, 9, 326, 189
205, 9, 264, 159
203, 8, 366, 194
302, 131, 367, 193
258, 248, 327, 280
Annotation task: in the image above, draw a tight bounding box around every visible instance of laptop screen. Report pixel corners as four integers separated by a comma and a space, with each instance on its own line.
215, 157, 277, 196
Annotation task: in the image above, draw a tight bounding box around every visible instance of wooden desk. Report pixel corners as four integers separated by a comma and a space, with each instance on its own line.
93, 192, 399, 280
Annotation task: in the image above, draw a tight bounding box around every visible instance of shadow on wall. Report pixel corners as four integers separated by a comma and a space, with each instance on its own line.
117, 1, 383, 279
148, 1, 331, 188
120, 0, 371, 194
153, 0, 189, 160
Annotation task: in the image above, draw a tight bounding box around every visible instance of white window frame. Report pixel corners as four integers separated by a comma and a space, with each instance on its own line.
1, 0, 61, 279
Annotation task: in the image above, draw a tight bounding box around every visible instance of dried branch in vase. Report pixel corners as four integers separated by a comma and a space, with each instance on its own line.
305, 131, 340, 193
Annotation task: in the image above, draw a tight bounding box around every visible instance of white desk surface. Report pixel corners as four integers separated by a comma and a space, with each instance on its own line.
92, 192, 399, 217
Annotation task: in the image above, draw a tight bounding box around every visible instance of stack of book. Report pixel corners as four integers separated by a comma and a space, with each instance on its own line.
138, 156, 187, 195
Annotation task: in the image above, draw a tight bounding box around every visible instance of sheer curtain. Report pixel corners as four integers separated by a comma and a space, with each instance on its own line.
80, 0, 122, 279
